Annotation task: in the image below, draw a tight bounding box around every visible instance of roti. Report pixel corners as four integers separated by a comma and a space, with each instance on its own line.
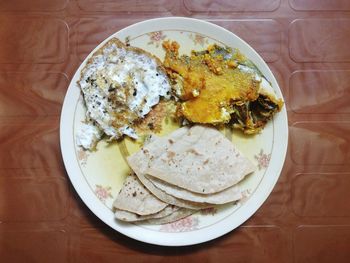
128, 143, 213, 209
146, 208, 195, 225
112, 173, 167, 215
145, 175, 243, 204
114, 205, 179, 222
134, 125, 256, 194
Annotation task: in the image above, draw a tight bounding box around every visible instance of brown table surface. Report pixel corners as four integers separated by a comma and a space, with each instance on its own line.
1, 0, 350, 262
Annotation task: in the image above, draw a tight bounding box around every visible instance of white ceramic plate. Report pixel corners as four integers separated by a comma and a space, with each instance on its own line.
60, 17, 288, 246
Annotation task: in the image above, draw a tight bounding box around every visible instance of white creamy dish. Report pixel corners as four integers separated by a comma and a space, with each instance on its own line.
77, 38, 171, 149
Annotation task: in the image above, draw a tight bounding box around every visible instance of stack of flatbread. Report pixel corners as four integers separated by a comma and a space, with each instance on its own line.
113, 125, 256, 224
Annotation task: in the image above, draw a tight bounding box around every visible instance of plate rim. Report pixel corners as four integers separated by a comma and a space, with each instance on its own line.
60, 16, 288, 246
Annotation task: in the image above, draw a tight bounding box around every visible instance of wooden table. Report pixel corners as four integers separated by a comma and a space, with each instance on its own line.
1, 0, 350, 262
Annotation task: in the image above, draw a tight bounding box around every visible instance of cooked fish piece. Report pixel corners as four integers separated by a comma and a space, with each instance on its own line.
113, 173, 167, 216
163, 41, 283, 134
77, 38, 171, 149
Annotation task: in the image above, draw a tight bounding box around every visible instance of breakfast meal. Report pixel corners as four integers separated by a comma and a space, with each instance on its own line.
76, 37, 284, 225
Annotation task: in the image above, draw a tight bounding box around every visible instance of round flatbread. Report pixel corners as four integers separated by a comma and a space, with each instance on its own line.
128, 146, 213, 209
146, 175, 242, 204
132, 125, 256, 194
146, 208, 195, 225
113, 173, 167, 216
114, 205, 179, 222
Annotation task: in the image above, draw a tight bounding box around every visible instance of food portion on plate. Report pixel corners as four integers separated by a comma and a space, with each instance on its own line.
138, 125, 256, 194
113, 173, 195, 224
113, 125, 255, 224
76, 38, 171, 150
113, 173, 196, 224
75, 36, 284, 225
163, 41, 283, 134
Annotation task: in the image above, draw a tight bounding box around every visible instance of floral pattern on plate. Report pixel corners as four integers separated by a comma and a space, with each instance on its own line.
189, 33, 209, 46
94, 184, 113, 203
254, 149, 271, 170
77, 147, 89, 166
160, 216, 199, 232
147, 31, 166, 48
